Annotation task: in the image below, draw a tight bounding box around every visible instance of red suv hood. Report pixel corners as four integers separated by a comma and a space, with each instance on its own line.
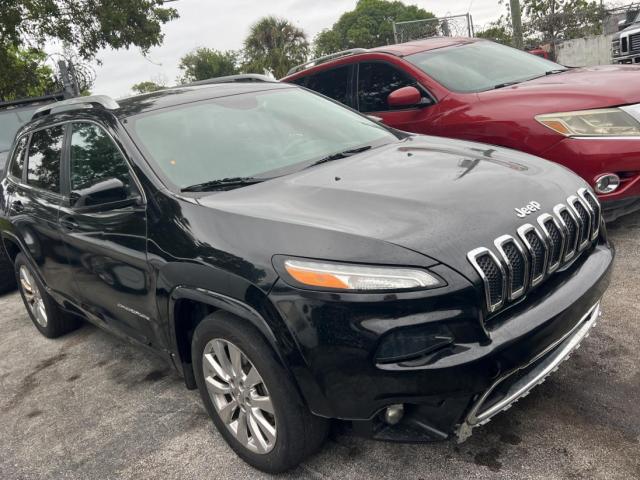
478, 65, 640, 112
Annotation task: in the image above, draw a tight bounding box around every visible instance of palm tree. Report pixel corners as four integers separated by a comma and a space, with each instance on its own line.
243, 16, 309, 79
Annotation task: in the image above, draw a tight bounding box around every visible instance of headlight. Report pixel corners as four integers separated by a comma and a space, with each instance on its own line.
535, 108, 640, 137
283, 259, 442, 291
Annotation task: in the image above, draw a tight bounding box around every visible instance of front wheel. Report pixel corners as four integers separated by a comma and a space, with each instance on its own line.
192, 311, 328, 473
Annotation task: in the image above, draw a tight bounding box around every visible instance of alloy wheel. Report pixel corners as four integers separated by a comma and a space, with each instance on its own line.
19, 265, 47, 327
202, 339, 277, 454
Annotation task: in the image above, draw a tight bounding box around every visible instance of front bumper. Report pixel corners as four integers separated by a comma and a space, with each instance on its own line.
269, 243, 614, 441
613, 53, 640, 64
456, 301, 600, 441
542, 137, 640, 219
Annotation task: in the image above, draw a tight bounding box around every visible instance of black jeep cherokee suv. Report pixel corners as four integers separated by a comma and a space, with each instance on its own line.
0, 77, 613, 473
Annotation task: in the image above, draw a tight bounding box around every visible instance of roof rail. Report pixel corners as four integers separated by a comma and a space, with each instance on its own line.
31, 95, 120, 120
286, 48, 368, 76
185, 74, 277, 87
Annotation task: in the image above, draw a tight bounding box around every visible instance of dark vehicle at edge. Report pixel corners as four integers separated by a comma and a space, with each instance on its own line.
0, 79, 613, 472
612, 11, 640, 64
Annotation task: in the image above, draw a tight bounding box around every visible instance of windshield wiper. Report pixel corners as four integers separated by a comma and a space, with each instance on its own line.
493, 81, 521, 89
494, 69, 568, 89
181, 176, 265, 192
307, 145, 373, 168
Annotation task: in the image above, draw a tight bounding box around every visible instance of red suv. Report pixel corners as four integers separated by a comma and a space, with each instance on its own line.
282, 37, 640, 221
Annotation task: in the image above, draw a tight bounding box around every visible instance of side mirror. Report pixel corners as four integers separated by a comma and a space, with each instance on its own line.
71, 178, 130, 208
387, 86, 429, 109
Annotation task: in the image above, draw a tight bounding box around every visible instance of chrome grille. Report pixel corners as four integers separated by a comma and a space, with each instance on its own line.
468, 248, 505, 313
568, 195, 591, 250
468, 189, 601, 316
538, 214, 564, 273
518, 225, 547, 286
556, 205, 579, 261
631, 33, 640, 52
494, 236, 527, 300
579, 188, 601, 240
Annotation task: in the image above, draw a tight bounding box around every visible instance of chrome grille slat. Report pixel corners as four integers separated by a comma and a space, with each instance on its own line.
579, 188, 600, 241
468, 189, 601, 316
554, 204, 579, 262
467, 248, 506, 313
537, 213, 565, 274
494, 235, 528, 301
517, 224, 547, 287
568, 195, 592, 251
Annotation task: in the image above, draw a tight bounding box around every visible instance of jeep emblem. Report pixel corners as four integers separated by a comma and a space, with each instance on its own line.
515, 201, 541, 218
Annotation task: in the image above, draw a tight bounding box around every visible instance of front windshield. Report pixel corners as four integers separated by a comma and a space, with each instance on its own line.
0, 105, 40, 153
127, 87, 397, 189
406, 41, 567, 93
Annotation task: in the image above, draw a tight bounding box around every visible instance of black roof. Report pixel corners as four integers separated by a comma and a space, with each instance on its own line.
0, 93, 65, 111
114, 82, 294, 118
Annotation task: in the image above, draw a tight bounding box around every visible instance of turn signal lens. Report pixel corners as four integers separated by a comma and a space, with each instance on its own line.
536, 108, 640, 137
283, 259, 441, 291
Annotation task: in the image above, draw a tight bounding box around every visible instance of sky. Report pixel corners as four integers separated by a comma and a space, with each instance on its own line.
89, 0, 504, 98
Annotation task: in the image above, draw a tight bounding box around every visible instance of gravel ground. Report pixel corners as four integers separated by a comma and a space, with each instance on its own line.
0, 211, 638, 480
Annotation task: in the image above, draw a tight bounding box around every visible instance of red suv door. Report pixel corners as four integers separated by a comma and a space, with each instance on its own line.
355, 61, 438, 131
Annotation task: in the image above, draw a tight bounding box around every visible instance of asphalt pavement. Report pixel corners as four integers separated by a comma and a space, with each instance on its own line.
0, 211, 638, 479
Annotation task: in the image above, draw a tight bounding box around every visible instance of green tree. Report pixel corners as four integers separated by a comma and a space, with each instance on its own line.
314, 0, 435, 56
1, 0, 178, 101
0, 47, 56, 101
523, 0, 604, 42
178, 48, 239, 83
476, 21, 514, 46
1, 1, 178, 58
131, 80, 166, 94
242, 16, 309, 78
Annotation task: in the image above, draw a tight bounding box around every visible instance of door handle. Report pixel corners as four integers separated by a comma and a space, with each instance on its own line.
60, 218, 79, 231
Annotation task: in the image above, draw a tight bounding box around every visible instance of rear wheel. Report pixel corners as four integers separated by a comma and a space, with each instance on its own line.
192, 311, 328, 473
15, 253, 80, 338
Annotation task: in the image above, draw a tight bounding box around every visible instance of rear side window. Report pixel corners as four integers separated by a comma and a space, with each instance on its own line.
9, 136, 28, 179
357, 62, 418, 113
26, 126, 64, 193
296, 65, 353, 107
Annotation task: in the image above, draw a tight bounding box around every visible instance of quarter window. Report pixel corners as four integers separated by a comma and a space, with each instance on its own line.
357, 62, 419, 113
9, 136, 27, 179
70, 123, 134, 201
296, 65, 353, 107
26, 126, 64, 192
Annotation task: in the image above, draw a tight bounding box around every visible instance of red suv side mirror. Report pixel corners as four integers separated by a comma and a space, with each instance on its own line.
387, 86, 423, 108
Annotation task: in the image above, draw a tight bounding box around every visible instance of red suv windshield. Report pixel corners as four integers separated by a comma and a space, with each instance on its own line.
406, 41, 567, 93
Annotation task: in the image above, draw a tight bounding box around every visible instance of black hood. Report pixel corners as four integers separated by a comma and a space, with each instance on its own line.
197, 135, 587, 279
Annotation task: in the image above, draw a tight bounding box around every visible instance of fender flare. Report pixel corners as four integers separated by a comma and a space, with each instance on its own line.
168, 285, 333, 416
168, 285, 287, 373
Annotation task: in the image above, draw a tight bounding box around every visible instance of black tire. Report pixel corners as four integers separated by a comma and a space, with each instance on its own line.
14, 253, 80, 338
0, 248, 16, 294
192, 311, 329, 473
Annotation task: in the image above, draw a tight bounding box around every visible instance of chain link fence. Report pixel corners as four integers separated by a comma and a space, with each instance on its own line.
392, 14, 474, 44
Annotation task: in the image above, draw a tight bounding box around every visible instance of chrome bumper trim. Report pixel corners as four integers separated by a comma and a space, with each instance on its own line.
456, 301, 601, 442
